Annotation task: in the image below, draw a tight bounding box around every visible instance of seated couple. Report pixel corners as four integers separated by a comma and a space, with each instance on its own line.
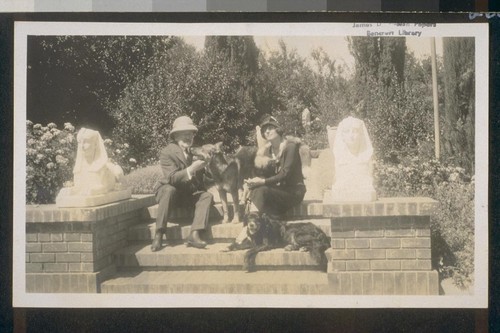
150, 115, 306, 252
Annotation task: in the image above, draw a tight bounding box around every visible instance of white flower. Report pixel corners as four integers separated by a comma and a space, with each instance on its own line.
33, 124, 42, 130
124, 143, 129, 148
104, 139, 113, 145
64, 123, 75, 132
46, 162, 55, 169
47, 122, 57, 129
41, 132, 53, 141
129, 158, 137, 164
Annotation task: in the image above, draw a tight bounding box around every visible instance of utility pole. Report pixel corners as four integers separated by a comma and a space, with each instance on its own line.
431, 37, 440, 160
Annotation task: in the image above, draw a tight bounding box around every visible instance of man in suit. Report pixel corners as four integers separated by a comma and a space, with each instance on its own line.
151, 116, 213, 252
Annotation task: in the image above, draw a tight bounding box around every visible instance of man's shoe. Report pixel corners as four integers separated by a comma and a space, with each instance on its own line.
151, 229, 165, 252
186, 230, 207, 249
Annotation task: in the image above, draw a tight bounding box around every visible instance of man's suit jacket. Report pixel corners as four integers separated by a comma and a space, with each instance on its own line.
154, 143, 206, 194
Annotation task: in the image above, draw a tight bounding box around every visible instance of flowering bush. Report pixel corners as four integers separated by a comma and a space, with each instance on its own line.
26, 121, 77, 204
374, 156, 474, 289
26, 121, 143, 204
374, 156, 470, 197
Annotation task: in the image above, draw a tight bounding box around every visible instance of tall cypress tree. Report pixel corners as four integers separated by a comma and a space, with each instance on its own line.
442, 37, 475, 173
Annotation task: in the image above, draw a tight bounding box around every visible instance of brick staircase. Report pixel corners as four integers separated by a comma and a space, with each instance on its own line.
100, 199, 334, 294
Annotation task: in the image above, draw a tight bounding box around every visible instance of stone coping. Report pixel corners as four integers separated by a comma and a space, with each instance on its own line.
322, 197, 438, 217
26, 195, 156, 223
26, 195, 438, 224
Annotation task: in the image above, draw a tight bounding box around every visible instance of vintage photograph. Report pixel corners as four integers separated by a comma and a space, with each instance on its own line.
13, 22, 488, 308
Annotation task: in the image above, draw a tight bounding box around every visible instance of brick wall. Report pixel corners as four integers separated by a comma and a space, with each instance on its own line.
25, 195, 155, 293
323, 198, 439, 295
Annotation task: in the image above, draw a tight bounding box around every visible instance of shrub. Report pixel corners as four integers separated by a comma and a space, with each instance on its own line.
122, 164, 163, 194
374, 156, 474, 289
431, 181, 475, 289
26, 121, 77, 204
26, 120, 141, 204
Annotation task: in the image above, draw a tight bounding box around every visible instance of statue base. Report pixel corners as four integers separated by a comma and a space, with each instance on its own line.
56, 188, 133, 208
323, 189, 377, 203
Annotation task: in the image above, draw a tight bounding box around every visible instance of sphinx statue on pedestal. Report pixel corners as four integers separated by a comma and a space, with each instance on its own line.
324, 116, 377, 203
56, 128, 131, 207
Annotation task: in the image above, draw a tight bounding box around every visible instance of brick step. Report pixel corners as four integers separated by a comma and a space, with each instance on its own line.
128, 218, 332, 242
100, 270, 330, 294
114, 243, 325, 270
145, 199, 324, 221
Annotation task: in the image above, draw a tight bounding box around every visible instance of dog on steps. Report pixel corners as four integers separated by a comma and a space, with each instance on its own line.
223, 213, 329, 272
282, 222, 330, 269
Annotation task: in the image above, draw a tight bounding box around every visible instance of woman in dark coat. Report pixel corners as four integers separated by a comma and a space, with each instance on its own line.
245, 115, 306, 217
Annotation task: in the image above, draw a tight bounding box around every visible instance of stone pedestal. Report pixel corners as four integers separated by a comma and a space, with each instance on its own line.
323, 197, 439, 295
26, 195, 155, 293
56, 188, 132, 208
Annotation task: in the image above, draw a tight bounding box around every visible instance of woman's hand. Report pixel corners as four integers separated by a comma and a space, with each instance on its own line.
245, 177, 265, 189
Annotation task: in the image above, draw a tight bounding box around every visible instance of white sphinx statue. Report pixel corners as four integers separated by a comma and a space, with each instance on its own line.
56, 128, 132, 207
324, 116, 377, 203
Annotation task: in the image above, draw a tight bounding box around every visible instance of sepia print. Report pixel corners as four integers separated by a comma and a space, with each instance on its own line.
13, 21, 488, 308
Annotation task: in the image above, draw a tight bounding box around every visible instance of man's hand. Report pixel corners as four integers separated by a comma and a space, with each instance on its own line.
188, 160, 207, 174
245, 177, 265, 189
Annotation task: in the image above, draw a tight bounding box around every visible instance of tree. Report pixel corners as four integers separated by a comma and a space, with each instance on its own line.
111, 38, 261, 164
441, 37, 475, 173
27, 36, 178, 135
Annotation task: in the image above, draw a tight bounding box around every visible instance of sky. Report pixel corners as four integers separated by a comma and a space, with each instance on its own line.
182, 35, 444, 76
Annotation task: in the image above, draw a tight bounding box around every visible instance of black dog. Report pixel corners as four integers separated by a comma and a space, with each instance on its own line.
282, 222, 330, 269
223, 212, 284, 272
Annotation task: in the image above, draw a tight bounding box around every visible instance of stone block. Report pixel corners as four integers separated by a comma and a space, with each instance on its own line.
346, 239, 370, 249
416, 272, 429, 295
340, 273, 351, 295
355, 249, 386, 259
42, 243, 68, 253
56, 253, 81, 263
38, 233, 51, 242
401, 238, 431, 249
331, 239, 345, 249
328, 249, 356, 260
384, 272, 395, 295
43, 263, 68, 272
68, 242, 93, 252
394, 272, 405, 294
356, 229, 384, 238
30, 253, 55, 263
327, 272, 341, 294
416, 249, 431, 259
373, 272, 384, 294
370, 260, 401, 271
428, 271, 439, 295
351, 272, 363, 295
346, 260, 370, 271
416, 229, 431, 237
26, 263, 43, 273
26, 233, 38, 242
362, 273, 373, 295
26, 243, 41, 253
81, 233, 93, 242
50, 233, 63, 242
385, 229, 416, 237
405, 272, 417, 294
329, 261, 346, 272
69, 263, 83, 272
331, 230, 355, 238
401, 260, 432, 270
386, 249, 416, 259
371, 238, 401, 249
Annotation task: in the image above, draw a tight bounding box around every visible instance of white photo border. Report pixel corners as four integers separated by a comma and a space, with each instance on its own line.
13, 21, 489, 308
